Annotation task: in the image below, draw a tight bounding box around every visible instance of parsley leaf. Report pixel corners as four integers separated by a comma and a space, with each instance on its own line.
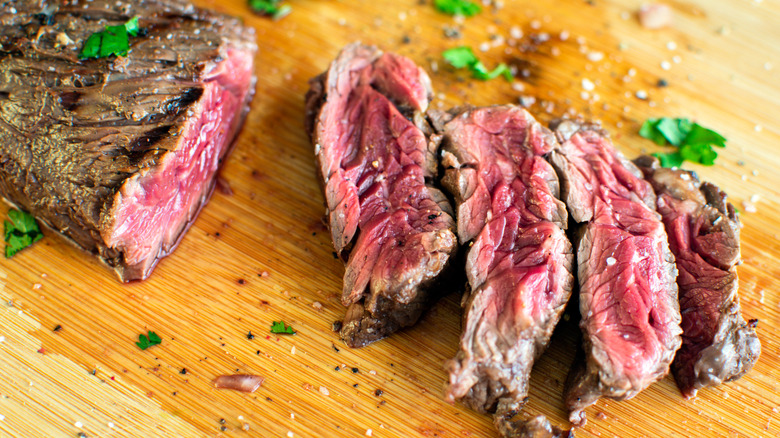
434, 0, 482, 17
136, 330, 162, 350
4, 209, 43, 258
640, 117, 727, 167
79, 17, 141, 60
271, 321, 296, 335
443, 47, 513, 82
249, 0, 291, 20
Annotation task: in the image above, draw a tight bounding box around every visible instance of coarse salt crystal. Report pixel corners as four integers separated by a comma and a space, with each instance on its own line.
587, 51, 604, 62
606, 257, 617, 266
510, 26, 523, 39
0, 414, 4, 421
291, 413, 295, 420
75, 421, 83, 428
0, 336, 5, 342
559, 30, 569, 41
288, 432, 294, 438
636, 90, 648, 99
666, 41, 677, 50
530, 20, 541, 30
755, 125, 762, 132
580, 91, 590, 100
366, 429, 373, 437
628, 68, 637, 77
742, 201, 757, 213
765, 62, 773, 71
479, 42, 490, 52
291, 346, 296, 355
750, 194, 761, 203
672, 55, 682, 63
581, 78, 595, 91
108, 422, 114, 428
661, 61, 671, 70
319, 386, 329, 396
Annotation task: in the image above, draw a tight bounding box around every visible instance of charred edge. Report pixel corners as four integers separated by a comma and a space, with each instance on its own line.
172, 87, 204, 114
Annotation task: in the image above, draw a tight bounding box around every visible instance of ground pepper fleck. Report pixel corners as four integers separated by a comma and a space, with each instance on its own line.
352, 367, 359, 373
374, 389, 384, 397
247, 331, 255, 340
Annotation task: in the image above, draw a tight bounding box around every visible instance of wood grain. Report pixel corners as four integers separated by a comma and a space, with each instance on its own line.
1, 0, 779, 436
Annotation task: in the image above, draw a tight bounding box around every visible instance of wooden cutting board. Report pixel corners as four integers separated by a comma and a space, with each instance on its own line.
1, 0, 779, 436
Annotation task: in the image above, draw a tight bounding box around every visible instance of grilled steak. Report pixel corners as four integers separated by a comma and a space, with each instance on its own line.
305, 43, 457, 347
435, 106, 573, 417
548, 120, 682, 425
634, 155, 760, 398
0, 0, 256, 281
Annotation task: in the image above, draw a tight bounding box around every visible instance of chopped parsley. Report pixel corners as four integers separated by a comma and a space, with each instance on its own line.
443, 47, 513, 81
434, 0, 482, 16
640, 117, 727, 168
270, 321, 296, 335
136, 330, 162, 350
248, 0, 291, 20
79, 17, 140, 60
4, 209, 43, 258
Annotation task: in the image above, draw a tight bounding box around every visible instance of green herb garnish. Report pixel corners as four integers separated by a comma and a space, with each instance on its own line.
443, 47, 513, 81
4, 209, 43, 258
271, 321, 296, 335
79, 17, 140, 60
434, 0, 482, 16
249, 0, 291, 20
136, 330, 162, 350
640, 117, 727, 167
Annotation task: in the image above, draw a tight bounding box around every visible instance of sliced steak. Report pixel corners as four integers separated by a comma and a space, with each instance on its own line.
435, 106, 573, 417
305, 43, 457, 348
0, 0, 256, 281
548, 120, 682, 426
634, 155, 760, 398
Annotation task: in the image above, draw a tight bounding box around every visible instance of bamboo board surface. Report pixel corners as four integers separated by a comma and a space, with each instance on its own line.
1, 0, 780, 436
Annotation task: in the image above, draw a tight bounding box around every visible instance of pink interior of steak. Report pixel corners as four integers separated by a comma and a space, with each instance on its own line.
316, 51, 454, 307
103, 48, 254, 278
566, 132, 680, 382
444, 107, 572, 411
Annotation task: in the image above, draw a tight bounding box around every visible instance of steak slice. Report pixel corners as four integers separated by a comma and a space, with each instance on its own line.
435, 106, 573, 418
634, 155, 760, 398
0, 0, 256, 281
305, 43, 457, 348
548, 120, 682, 426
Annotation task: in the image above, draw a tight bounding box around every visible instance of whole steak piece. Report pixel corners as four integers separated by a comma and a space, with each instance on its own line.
435, 106, 573, 421
548, 120, 682, 426
0, 0, 257, 281
634, 155, 760, 398
305, 43, 457, 348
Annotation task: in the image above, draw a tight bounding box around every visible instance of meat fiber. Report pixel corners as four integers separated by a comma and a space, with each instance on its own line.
634, 155, 760, 398
305, 43, 457, 348
548, 120, 682, 426
0, 0, 256, 281
435, 106, 573, 418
